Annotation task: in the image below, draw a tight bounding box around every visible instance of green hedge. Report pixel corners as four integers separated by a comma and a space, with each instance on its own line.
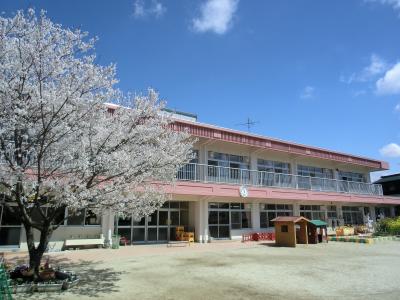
375, 217, 400, 236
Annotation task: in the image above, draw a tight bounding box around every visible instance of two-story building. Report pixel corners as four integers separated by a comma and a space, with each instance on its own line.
110, 112, 400, 244
2, 110, 400, 250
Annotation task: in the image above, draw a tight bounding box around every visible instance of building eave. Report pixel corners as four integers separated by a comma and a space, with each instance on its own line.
171, 119, 388, 171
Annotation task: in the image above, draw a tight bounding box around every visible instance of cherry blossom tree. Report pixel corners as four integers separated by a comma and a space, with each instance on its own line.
0, 9, 193, 278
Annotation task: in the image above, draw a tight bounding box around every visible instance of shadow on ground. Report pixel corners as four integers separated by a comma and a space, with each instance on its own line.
6, 256, 124, 299
258, 242, 279, 247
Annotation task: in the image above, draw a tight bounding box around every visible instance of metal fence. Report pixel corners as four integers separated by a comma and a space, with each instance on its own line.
177, 163, 383, 196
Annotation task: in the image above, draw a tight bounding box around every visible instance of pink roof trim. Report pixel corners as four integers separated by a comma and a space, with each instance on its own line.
171, 119, 388, 171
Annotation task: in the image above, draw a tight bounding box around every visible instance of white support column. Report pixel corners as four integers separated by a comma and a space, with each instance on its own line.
369, 205, 376, 221
322, 205, 328, 221
251, 202, 260, 230
337, 204, 344, 226
102, 209, 114, 247
194, 199, 209, 243
290, 158, 298, 176
202, 200, 209, 242
293, 203, 300, 216
390, 206, 396, 217
250, 153, 258, 170
199, 144, 207, 165
365, 172, 372, 183
290, 159, 298, 189
333, 169, 339, 180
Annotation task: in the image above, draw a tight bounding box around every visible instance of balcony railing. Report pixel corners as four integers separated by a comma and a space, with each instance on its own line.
177, 163, 383, 196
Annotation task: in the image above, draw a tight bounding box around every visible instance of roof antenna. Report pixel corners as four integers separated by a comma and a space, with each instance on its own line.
236, 117, 259, 132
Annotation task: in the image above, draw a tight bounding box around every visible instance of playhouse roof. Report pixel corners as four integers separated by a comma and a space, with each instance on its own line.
309, 219, 328, 227
271, 216, 310, 223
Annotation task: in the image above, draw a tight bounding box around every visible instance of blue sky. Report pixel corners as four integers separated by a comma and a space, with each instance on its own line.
2, 0, 400, 179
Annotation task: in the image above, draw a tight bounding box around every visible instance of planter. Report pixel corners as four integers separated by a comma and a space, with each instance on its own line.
36, 282, 63, 292
12, 283, 33, 294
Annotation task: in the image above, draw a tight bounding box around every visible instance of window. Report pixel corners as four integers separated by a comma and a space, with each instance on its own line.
208, 202, 252, 239
46, 207, 66, 225
300, 205, 326, 220
297, 165, 333, 178
208, 202, 230, 239
190, 150, 199, 164
260, 204, 293, 228
327, 206, 337, 219
67, 209, 85, 225
67, 208, 101, 226
207, 152, 250, 179
85, 210, 101, 225
257, 159, 290, 174
0, 205, 22, 246
342, 206, 363, 225
338, 171, 364, 183
281, 225, 288, 233
230, 203, 251, 229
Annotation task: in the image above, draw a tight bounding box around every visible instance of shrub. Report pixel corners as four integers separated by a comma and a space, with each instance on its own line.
375, 217, 400, 236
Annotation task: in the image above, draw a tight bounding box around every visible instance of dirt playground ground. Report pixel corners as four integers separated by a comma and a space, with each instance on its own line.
6, 240, 400, 300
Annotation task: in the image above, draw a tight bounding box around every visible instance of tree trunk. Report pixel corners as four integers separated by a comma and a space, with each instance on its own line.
25, 224, 51, 281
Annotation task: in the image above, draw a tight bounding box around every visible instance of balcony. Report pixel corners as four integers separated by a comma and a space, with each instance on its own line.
177, 163, 383, 196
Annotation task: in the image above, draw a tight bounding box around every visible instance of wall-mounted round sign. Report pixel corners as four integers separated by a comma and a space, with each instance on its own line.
239, 185, 248, 198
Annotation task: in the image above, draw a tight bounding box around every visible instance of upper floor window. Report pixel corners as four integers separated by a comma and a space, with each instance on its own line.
190, 150, 199, 164
297, 165, 333, 179
257, 159, 290, 174
208, 151, 250, 169
338, 171, 365, 183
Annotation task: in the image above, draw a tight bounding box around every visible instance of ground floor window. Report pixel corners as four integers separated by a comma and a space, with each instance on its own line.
208, 202, 252, 239
342, 206, 363, 225
327, 206, 337, 219
116, 201, 189, 244
0, 205, 21, 246
66, 208, 101, 226
300, 205, 325, 220
260, 204, 293, 228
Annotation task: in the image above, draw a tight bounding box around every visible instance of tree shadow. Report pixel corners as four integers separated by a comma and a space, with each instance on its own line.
7, 256, 124, 299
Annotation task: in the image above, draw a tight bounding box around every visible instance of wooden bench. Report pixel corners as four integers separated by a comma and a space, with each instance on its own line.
64, 234, 104, 250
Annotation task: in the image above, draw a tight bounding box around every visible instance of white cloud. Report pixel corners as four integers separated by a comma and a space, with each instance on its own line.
344, 54, 387, 84
300, 86, 315, 99
376, 62, 400, 94
133, 0, 166, 19
395, 103, 400, 112
367, 0, 400, 13
192, 0, 239, 34
352, 90, 367, 97
380, 143, 400, 157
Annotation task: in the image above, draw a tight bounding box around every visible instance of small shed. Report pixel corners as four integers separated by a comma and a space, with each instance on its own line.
271, 216, 311, 247
308, 220, 328, 244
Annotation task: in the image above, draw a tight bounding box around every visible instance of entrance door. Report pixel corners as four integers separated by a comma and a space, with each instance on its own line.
208, 203, 230, 239
146, 209, 180, 242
